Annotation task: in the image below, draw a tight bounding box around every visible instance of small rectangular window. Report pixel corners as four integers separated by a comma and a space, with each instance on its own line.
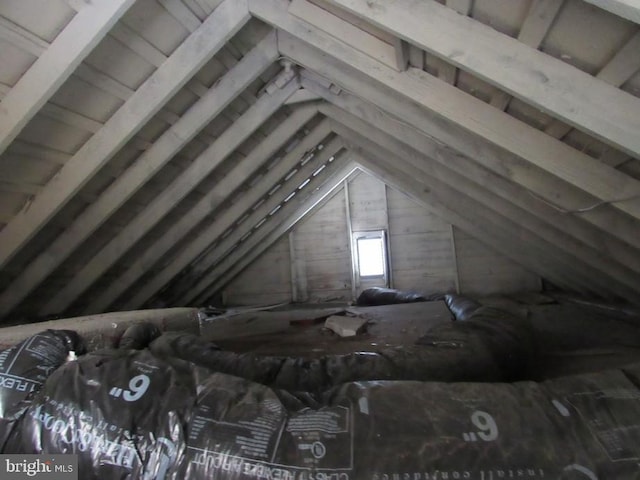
354, 231, 388, 278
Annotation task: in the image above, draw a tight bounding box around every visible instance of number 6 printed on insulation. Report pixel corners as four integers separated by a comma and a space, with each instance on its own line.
462, 410, 499, 442
108, 374, 151, 402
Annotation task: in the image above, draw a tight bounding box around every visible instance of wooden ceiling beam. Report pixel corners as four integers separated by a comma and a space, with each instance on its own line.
0, 19, 178, 150
344, 144, 593, 296
109, 21, 234, 132
308, 83, 640, 288
392, 38, 410, 72
169, 119, 334, 304
85, 104, 318, 314
176, 133, 343, 307
445, 0, 472, 15
431, 0, 474, 85
195, 156, 356, 305
285, 88, 323, 104
491, 0, 565, 110
0, 0, 136, 156
328, 112, 640, 300
0, 22, 276, 321
288, 0, 398, 70
582, 0, 640, 24
545, 30, 640, 139
518, 0, 565, 46
39, 71, 298, 317
0, 0, 252, 273
321, 0, 640, 158
252, 4, 640, 248
0, 20, 177, 125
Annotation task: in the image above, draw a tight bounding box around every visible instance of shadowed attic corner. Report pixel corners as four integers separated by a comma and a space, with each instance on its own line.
0, 0, 640, 476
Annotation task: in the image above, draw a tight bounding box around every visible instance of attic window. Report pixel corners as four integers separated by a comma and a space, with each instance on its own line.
354, 231, 387, 278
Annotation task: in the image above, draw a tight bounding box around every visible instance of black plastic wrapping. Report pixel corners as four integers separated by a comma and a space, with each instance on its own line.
5, 347, 640, 478
177, 363, 640, 479
150, 302, 535, 391
444, 293, 482, 320
0, 330, 84, 450
118, 322, 162, 350
4, 349, 203, 479
356, 287, 428, 306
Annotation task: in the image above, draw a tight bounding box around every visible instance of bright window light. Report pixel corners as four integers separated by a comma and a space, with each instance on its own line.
357, 237, 385, 277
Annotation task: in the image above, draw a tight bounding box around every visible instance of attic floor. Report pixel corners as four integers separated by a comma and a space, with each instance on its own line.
212, 296, 640, 381
214, 301, 453, 357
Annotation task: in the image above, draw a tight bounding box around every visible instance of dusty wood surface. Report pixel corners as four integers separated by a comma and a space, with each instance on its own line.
200, 307, 345, 340
214, 301, 452, 356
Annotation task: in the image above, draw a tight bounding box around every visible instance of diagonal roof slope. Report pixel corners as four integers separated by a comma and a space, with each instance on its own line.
0, 0, 638, 322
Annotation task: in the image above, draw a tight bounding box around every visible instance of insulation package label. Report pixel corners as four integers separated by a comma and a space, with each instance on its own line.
183, 374, 353, 479
565, 389, 640, 462
7, 350, 191, 480
181, 369, 640, 479
0, 334, 69, 417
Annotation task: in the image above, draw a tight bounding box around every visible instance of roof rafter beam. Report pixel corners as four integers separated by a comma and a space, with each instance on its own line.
40, 72, 299, 316
545, 30, 640, 139
285, 88, 323, 104
196, 157, 356, 304
175, 133, 344, 307
0, 16, 187, 130
491, 0, 565, 110
0, 0, 136, 156
344, 144, 590, 295
0, 31, 278, 319
445, 0, 472, 15
582, 0, 640, 24
166, 119, 334, 304
288, 0, 398, 70
320, 0, 640, 158
0, 0, 252, 272
328, 111, 640, 301
251, 5, 640, 247
308, 83, 640, 291
431, 0, 473, 84
85, 104, 318, 314
392, 38, 409, 71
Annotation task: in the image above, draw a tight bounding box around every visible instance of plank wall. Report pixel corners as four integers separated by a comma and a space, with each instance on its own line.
222, 170, 541, 305
222, 235, 292, 307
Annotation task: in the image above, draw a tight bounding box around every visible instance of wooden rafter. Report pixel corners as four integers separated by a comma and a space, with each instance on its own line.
582, 0, 640, 24
0, 0, 252, 272
285, 88, 323, 104
0, 32, 278, 318
249, 1, 640, 249
159, 119, 334, 306
307, 83, 640, 284
40, 73, 300, 316
345, 145, 589, 295
321, 0, 640, 158
0, 0, 136, 156
176, 133, 344, 307
326, 108, 640, 301
288, 0, 397, 70
490, 0, 565, 110
85, 104, 318, 314
193, 156, 356, 305
545, 30, 640, 140
327, 58, 640, 254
